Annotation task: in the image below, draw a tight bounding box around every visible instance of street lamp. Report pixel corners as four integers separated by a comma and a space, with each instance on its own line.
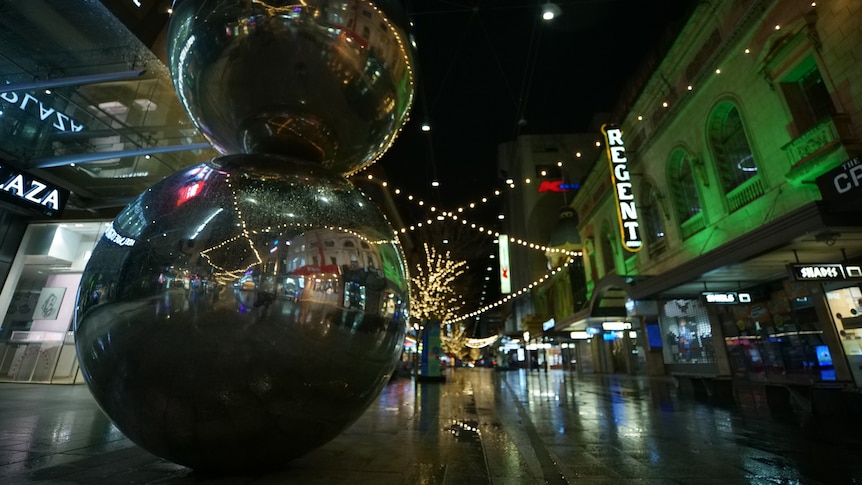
542, 2, 561, 20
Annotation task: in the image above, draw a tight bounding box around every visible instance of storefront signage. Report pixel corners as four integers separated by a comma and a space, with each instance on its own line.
702, 291, 751, 304
0, 164, 68, 217
0, 91, 85, 132
602, 124, 642, 252
791, 263, 862, 281
537, 180, 580, 192
816, 156, 862, 206
602, 321, 631, 330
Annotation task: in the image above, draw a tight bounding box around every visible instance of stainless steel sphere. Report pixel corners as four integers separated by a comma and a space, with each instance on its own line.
74, 155, 409, 471
167, 0, 416, 175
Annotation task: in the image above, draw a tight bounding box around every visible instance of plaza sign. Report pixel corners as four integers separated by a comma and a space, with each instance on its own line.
0, 164, 68, 217
602, 124, 642, 252
0, 91, 85, 133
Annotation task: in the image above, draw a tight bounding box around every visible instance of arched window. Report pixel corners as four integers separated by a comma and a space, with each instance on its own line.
708, 102, 758, 194
600, 221, 616, 274
669, 150, 702, 221
668, 149, 705, 238
641, 182, 666, 255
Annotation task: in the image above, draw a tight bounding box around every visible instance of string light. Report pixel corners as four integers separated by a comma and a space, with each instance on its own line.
446, 257, 579, 323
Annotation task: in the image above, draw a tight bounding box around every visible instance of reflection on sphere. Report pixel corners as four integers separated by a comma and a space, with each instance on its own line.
74, 155, 409, 470
167, 0, 416, 175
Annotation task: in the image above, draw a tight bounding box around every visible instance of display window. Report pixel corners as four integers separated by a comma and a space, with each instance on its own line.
719, 280, 830, 383
0, 221, 109, 384
659, 298, 715, 364
824, 284, 862, 386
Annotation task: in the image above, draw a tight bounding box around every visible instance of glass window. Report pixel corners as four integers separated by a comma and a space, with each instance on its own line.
780, 61, 835, 135
719, 281, 829, 383
641, 183, 666, 255
660, 299, 715, 364
708, 102, 758, 194
600, 222, 616, 275
0, 221, 109, 384
825, 284, 862, 386
669, 150, 702, 222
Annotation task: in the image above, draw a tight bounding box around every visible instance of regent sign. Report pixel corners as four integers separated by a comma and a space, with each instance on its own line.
0, 91, 85, 132
0, 164, 69, 217
602, 124, 642, 252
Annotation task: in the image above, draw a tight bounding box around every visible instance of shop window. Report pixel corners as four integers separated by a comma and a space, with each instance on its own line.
668, 149, 704, 230
707, 102, 760, 196
824, 284, 862, 386
0, 221, 108, 384
660, 299, 715, 364
641, 182, 666, 256
719, 281, 829, 383
780, 59, 835, 136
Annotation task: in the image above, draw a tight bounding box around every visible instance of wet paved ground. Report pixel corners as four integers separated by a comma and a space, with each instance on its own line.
1, 369, 862, 484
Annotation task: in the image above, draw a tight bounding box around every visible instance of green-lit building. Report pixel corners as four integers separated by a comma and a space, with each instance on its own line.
559, 0, 862, 412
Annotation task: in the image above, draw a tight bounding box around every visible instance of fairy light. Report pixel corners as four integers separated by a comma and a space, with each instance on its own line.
410, 243, 467, 324
395, 211, 581, 257
446, 257, 579, 324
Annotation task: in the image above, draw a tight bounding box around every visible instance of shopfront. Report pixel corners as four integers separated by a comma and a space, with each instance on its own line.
0, 220, 109, 383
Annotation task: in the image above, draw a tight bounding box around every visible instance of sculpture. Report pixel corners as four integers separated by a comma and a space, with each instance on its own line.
75, 0, 414, 471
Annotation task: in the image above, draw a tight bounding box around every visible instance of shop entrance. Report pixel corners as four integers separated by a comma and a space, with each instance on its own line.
824, 284, 862, 386
0, 221, 109, 384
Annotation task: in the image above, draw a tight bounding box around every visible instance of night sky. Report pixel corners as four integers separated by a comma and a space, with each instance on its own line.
379, 0, 695, 218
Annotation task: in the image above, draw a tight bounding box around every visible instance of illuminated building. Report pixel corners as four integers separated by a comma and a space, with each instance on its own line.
562, 0, 862, 412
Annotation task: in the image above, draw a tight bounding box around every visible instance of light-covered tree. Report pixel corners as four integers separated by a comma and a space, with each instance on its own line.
410, 243, 467, 323
441, 322, 470, 361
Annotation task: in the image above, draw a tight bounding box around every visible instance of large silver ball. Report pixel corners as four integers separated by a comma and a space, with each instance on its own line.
74, 155, 409, 471
167, 0, 416, 175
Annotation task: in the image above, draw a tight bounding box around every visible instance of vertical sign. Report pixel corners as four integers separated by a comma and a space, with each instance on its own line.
602, 124, 642, 252
499, 234, 511, 293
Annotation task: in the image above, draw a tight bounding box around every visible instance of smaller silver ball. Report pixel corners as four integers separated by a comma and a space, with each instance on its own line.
167, 0, 416, 175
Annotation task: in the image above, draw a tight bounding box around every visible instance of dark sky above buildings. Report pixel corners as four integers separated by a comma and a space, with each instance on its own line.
380, 0, 695, 216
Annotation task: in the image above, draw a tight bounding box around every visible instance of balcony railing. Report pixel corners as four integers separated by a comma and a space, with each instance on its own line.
680, 212, 706, 240
726, 176, 764, 213
783, 114, 859, 186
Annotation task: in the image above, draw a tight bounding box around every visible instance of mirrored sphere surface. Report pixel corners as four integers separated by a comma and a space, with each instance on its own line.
167, 0, 416, 175
74, 154, 409, 471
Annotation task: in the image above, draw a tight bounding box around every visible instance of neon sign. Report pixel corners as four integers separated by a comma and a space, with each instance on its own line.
602, 124, 642, 252
0, 91, 85, 132
791, 263, 862, 281
537, 180, 581, 193
702, 291, 751, 304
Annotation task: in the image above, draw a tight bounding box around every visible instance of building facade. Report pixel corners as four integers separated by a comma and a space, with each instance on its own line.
565, 0, 862, 413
